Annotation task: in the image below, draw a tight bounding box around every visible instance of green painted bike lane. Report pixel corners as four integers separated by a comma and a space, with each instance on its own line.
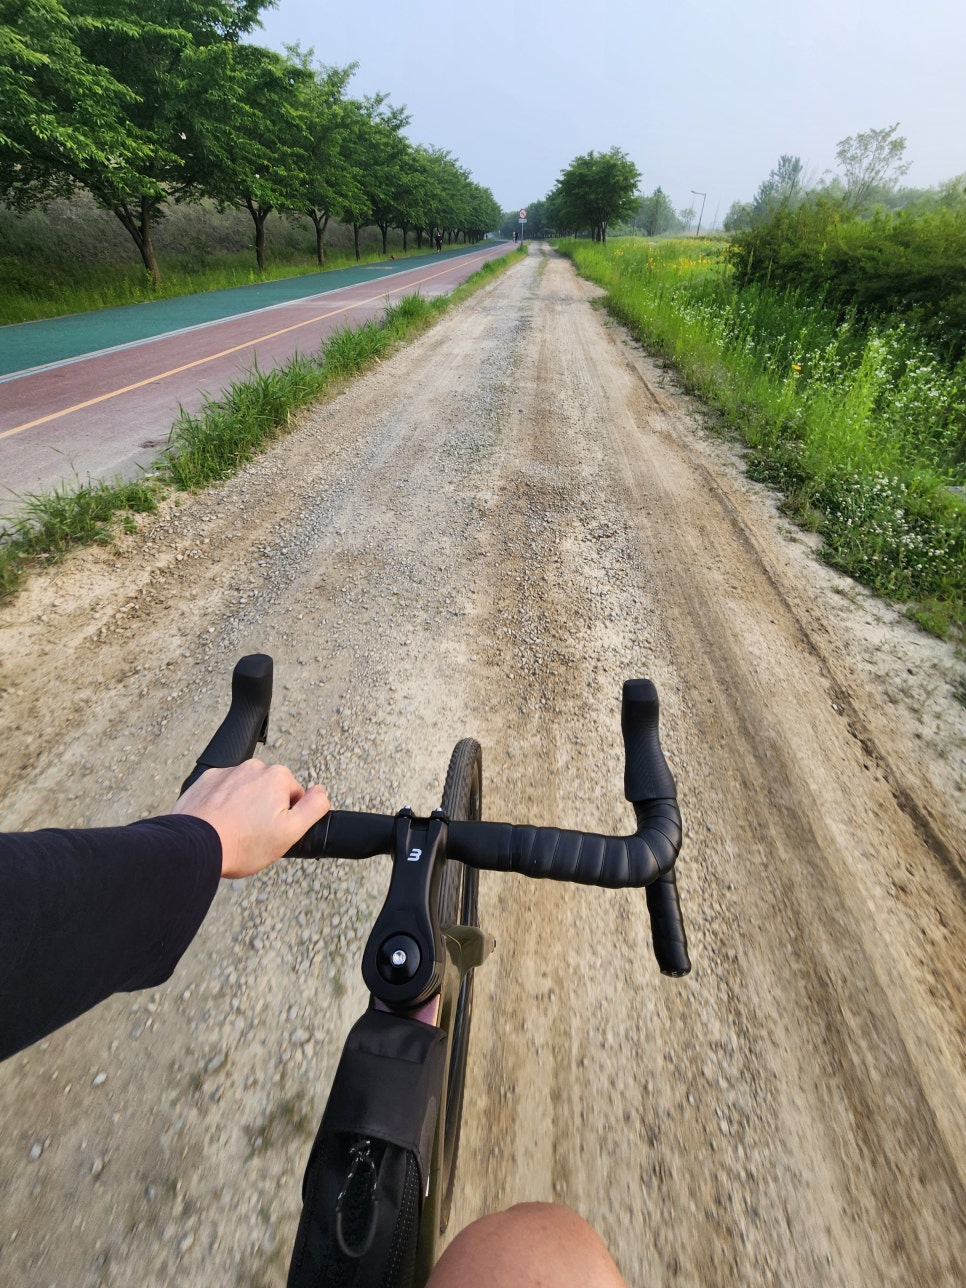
0, 244, 494, 379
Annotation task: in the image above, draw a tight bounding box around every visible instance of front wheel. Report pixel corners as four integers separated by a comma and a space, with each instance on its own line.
437, 738, 482, 1232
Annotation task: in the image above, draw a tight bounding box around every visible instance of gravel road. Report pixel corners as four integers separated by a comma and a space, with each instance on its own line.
1, 244, 965, 1286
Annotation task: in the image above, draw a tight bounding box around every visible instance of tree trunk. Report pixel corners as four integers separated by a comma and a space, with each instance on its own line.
379, 221, 389, 254
308, 209, 329, 266
402, 227, 408, 250
112, 196, 162, 284
416, 228, 424, 249
245, 197, 272, 270
353, 223, 361, 261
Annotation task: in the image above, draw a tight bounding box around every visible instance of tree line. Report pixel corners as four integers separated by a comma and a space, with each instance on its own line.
503, 125, 966, 248
1, 0, 503, 281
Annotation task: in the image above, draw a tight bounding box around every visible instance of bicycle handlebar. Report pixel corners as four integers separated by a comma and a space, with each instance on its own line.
182, 657, 691, 976
290, 802, 688, 976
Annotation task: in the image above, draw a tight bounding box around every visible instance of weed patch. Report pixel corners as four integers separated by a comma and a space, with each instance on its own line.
560, 236, 966, 637
0, 479, 159, 594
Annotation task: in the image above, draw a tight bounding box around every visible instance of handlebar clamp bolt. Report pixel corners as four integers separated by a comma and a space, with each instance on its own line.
377, 934, 421, 984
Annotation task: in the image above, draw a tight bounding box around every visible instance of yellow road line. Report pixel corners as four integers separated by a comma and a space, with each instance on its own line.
1, 251, 493, 441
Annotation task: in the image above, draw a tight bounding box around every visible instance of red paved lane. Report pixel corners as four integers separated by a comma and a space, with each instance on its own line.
0, 244, 515, 515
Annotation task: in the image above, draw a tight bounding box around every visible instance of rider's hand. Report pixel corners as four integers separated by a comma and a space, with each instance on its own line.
172, 760, 331, 879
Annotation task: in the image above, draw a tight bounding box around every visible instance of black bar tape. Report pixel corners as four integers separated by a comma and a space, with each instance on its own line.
622, 679, 676, 803
646, 871, 691, 976
446, 800, 682, 888
290, 804, 682, 889
287, 810, 395, 860
180, 654, 273, 795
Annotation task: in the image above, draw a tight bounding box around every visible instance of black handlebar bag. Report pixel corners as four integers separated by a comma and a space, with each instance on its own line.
287, 1008, 447, 1288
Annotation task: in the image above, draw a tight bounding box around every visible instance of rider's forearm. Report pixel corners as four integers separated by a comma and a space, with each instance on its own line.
0, 815, 221, 1060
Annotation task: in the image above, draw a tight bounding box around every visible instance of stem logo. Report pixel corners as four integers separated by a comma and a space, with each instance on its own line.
407, 848, 423, 863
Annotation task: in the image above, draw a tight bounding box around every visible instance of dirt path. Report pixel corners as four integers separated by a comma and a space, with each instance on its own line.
1, 245, 965, 1286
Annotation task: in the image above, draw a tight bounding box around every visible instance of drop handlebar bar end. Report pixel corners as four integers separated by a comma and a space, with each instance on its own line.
622, 679, 691, 977
621, 679, 677, 803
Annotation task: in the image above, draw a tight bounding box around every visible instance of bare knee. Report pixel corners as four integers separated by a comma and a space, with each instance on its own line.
427, 1202, 627, 1288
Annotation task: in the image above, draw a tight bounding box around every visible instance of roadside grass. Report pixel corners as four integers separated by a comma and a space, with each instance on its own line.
559, 237, 966, 639
0, 246, 523, 601
0, 245, 441, 327
0, 479, 159, 598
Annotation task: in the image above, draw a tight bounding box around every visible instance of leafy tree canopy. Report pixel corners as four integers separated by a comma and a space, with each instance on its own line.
835, 123, 911, 211
551, 147, 641, 243
1, 1, 502, 277
0, 0, 146, 200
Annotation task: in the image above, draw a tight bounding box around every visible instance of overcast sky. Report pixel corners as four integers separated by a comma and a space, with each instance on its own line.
254, 0, 965, 226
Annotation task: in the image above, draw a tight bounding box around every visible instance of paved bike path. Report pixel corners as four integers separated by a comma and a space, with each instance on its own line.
0, 244, 496, 379
0, 241, 518, 518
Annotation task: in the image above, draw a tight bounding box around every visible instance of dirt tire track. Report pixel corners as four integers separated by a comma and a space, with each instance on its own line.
1, 245, 965, 1286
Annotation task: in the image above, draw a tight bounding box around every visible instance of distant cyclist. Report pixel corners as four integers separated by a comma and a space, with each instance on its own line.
435, 229, 443, 253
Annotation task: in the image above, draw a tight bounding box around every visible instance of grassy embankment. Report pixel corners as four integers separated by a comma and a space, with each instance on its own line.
0, 196, 445, 326
0, 248, 416, 326
560, 234, 966, 641
0, 246, 524, 600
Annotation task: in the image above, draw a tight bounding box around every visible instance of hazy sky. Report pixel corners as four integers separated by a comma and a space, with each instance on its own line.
254, 0, 965, 225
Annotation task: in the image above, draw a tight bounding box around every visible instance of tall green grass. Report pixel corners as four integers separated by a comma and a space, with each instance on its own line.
561, 237, 966, 637
0, 195, 449, 325
0, 247, 524, 600
0, 479, 159, 598
0, 246, 439, 326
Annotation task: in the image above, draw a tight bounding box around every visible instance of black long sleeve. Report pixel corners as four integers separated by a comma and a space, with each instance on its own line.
0, 815, 222, 1060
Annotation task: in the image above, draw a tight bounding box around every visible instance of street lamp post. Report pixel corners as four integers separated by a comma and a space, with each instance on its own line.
691, 189, 707, 237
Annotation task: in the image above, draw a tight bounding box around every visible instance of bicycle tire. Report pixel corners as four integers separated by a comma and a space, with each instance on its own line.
436, 738, 482, 1233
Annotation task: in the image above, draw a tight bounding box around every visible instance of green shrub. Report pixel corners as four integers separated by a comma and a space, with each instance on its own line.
729, 201, 966, 361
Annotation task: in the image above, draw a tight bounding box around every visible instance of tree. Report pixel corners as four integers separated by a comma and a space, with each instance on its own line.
432, 151, 471, 244
464, 181, 501, 242
721, 155, 807, 234
333, 93, 409, 260
836, 123, 911, 211
753, 154, 803, 218
406, 146, 450, 248
0, 0, 145, 205
287, 53, 361, 266
723, 200, 752, 232
188, 42, 316, 270
6, 0, 273, 282
363, 103, 411, 256
636, 186, 678, 236
394, 144, 433, 249
552, 147, 641, 243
